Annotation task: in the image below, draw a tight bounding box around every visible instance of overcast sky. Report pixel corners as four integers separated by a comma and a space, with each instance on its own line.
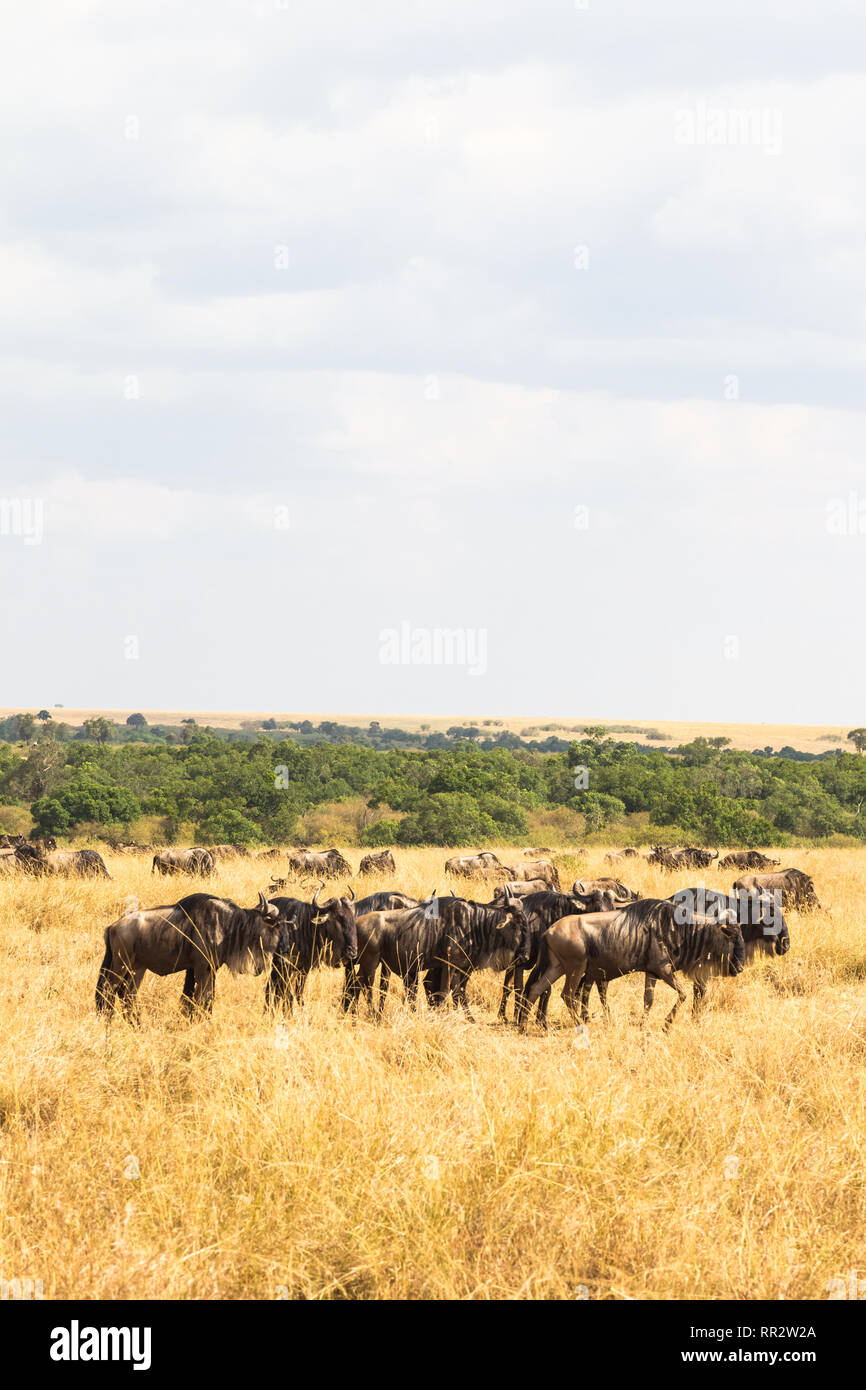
1, 1, 864, 723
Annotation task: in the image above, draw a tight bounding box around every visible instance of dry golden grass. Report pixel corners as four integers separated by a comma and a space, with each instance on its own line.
1, 844, 865, 1300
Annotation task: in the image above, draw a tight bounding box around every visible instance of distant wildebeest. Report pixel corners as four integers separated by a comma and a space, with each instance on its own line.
444, 851, 505, 878
497, 886, 617, 1024
0, 833, 57, 852
286, 847, 352, 879
358, 850, 396, 876
493, 878, 551, 899
732, 868, 820, 912
96, 892, 281, 1018
573, 877, 640, 902
264, 884, 358, 1012
349, 890, 529, 1019
151, 847, 214, 877
257, 848, 285, 862
353, 891, 430, 916
719, 851, 780, 871
605, 848, 640, 864
208, 844, 250, 861
522, 847, 551, 856
503, 858, 560, 889
520, 898, 744, 1031
15, 844, 111, 879
648, 846, 719, 871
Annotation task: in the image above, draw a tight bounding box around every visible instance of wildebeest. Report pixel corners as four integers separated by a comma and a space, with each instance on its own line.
208, 844, 250, 860
15, 844, 111, 879
493, 878, 551, 899
647, 846, 718, 871
358, 850, 396, 876
719, 850, 780, 871
605, 848, 640, 864
503, 858, 560, 889
353, 891, 428, 916
732, 868, 820, 912
286, 847, 352, 879
667, 886, 790, 964
444, 851, 505, 878
520, 898, 744, 1031
264, 884, 358, 1012
522, 847, 551, 856
151, 847, 214, 877
349, 890, 529, 1020
96, 892, 281, 1018
497, 886, 617, 1024
572, 877, 640, 902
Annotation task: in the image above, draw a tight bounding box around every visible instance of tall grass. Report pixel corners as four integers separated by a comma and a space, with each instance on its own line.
0, 845, 864, 1299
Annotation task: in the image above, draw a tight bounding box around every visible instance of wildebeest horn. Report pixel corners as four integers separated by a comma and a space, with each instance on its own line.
257, 891, 269, 912
574, 880, 586, 894
312, 881, 325, 907
345, 883, 355, 901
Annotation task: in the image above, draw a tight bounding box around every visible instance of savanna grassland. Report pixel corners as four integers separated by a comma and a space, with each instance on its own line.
1, 845, 865, 1301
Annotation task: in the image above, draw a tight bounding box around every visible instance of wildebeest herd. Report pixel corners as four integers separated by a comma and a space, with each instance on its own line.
87, 842, 818, 1030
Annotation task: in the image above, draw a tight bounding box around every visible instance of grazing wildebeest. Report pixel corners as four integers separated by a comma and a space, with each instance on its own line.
358, 850, 396, 876
520, 898, 744, 1031
151, 847, 214, 877
286, 847, 352, 879
444, 851, 505, 878
503, 858, 560, 889
96, 892, 281, 1018
572, 877, 641, 902
264, 884, 358, 1012
522, 847, 551, 856
719, 850, 780, 871
350, 890, 529, 1020
646, 846, 682, 870
15, 844, 111, 879
497, 886, 617, 1024
732, 867, 820, 912
647, 846, 718, 871
208, 844, 250, 861
257, 848, 285, 862
605, 848, 640, 864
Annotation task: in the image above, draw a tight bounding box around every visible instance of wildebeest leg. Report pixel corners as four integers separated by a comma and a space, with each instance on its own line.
521, 960, 567, 1032
404, 964, 421, 1008
455, 975, 474, 1021
498, 964, 515, 1021
264, 958, 292, 1014
377, 962, 390, 1015
561, 972, 583, 1024
341, 963, 359, 1012
642, 973, 657, 1018
121, 967, 145, 1023
658, 965, 687, 1030
180, 967, 196, 1017
192, 963, 216, 1017
691, 978, 706, 1015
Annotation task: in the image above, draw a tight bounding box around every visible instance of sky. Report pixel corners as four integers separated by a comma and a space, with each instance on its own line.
1, 0, 864, 723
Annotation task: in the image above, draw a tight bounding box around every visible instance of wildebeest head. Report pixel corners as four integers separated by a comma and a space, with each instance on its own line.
228, 892, 282, 975
311, 881, 358, 964
718, 921, 746, 976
